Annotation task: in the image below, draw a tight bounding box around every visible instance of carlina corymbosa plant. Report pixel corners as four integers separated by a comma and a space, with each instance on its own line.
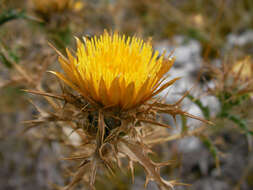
207, 56, 253, 102
25, 31, 210, 190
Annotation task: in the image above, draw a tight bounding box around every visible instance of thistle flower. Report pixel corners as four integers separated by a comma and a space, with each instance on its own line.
26, 31, 207, 190
51, 32, 179, 110
31, 0, 83, 14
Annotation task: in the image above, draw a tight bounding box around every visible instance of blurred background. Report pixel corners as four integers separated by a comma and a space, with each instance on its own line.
0, 0, 253, 189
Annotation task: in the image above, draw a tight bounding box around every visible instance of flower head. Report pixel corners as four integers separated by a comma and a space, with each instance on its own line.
52, 32, 178, 109
32, 0, 83, 14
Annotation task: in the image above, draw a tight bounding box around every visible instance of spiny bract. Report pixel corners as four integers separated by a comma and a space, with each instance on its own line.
52, 32, 178, 109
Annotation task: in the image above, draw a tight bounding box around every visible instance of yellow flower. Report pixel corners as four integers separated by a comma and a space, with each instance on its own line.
232, 56, 253, 81
32, 0, 83, 13
52, 32, 178, 110
72, 1, 84, 12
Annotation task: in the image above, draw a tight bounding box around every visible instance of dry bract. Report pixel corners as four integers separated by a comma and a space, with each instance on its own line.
26, 32, 208, 190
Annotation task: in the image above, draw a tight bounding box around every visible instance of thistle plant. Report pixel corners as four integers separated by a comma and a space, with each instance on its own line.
210, 56, 253, 98
29, 0, 84, 55
194, 56, 253, 138
26, 32, 208, 190
208, 56, 253, 111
